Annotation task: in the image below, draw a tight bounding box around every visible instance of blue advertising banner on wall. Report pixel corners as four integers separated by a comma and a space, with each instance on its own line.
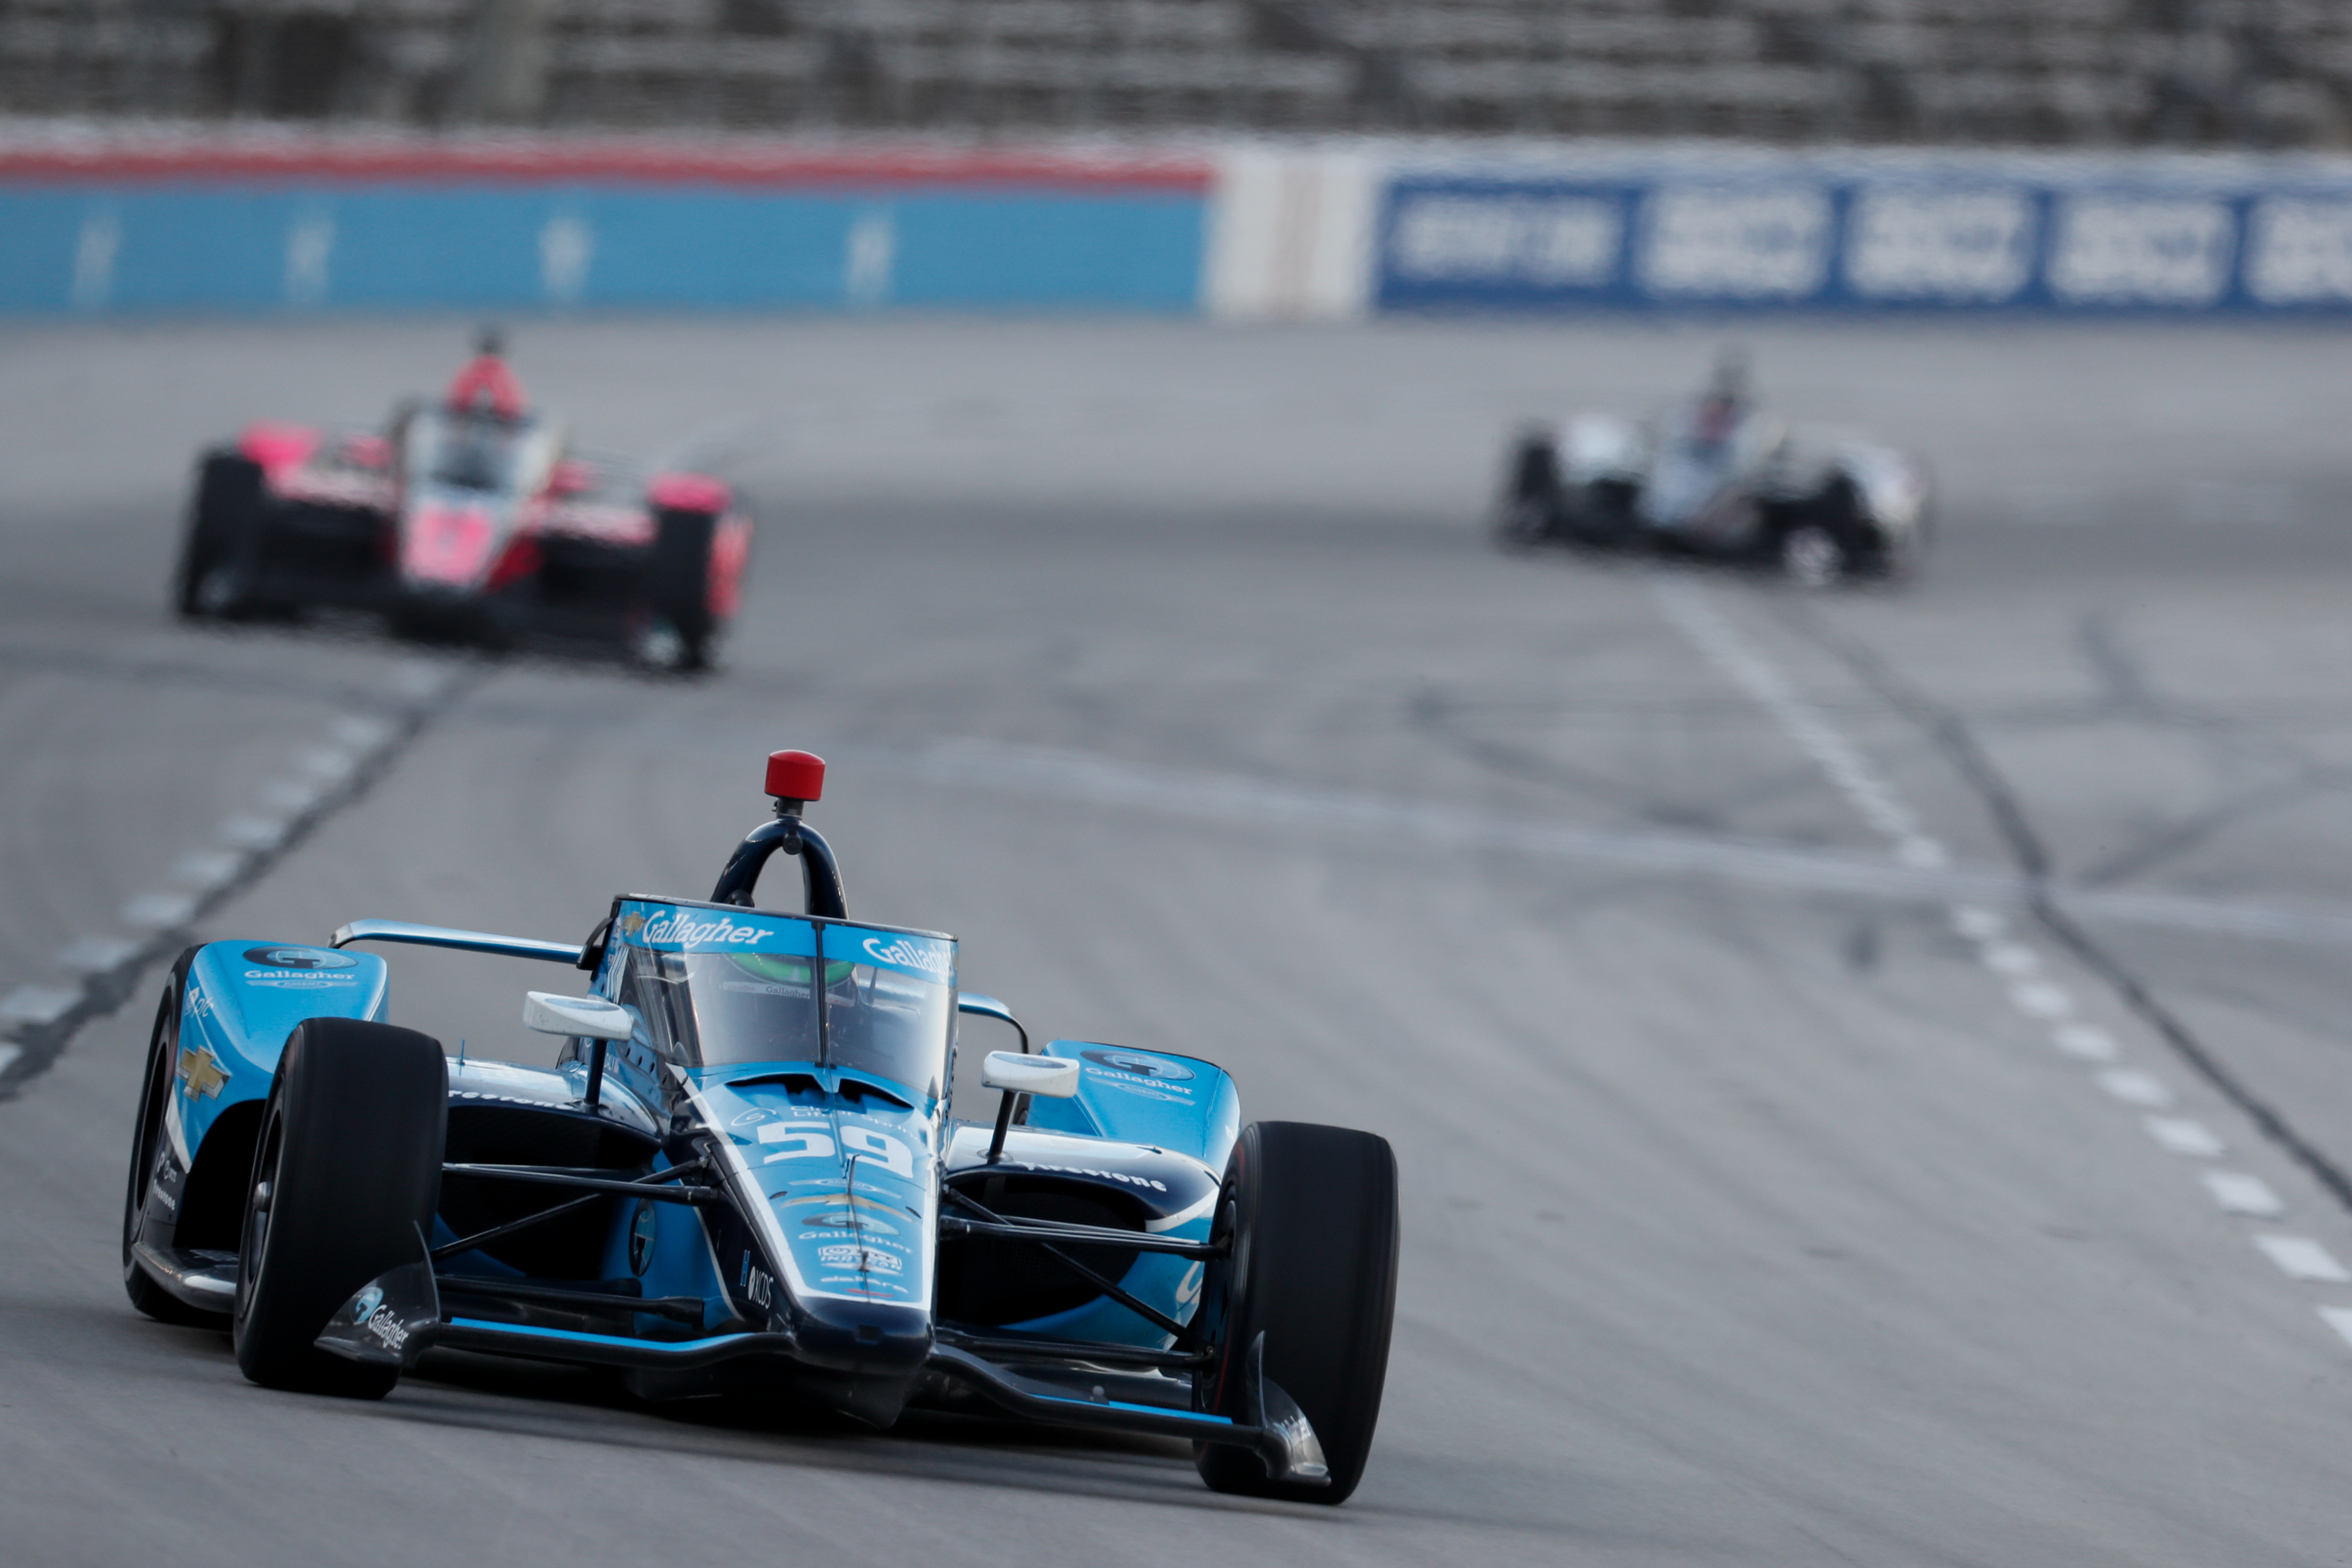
0, 139, 1212, 316
1376, 159, 2352, 313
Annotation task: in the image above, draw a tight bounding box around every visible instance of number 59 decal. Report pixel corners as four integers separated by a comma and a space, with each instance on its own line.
757, 1123, 834, 1162
840, 1125, 914, 1179
756, 1121, 914, 1180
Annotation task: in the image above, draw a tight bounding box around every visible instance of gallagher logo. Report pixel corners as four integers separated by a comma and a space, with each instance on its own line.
1080, 1049, 1195, 1082
860, 935, 950, 981
243, 946, 358, 971
630, 910, 774, 949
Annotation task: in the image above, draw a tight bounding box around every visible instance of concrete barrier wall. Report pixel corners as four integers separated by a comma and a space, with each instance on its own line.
10, 134, 2352, 321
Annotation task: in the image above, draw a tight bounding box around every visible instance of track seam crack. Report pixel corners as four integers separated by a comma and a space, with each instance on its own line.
1773, 598, 2352, 1220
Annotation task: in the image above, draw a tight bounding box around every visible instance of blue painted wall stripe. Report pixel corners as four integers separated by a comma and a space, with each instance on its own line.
0, 184, 1206, 314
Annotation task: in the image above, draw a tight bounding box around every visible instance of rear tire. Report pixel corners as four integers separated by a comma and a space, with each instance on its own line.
177, 453, 265, 619
122, 958, 227, 1328
1495, 435, 1560, 551
1779, 522, 1844, 587
1194, 1122, 1400, 1504
646, 506, 718, 671
232, 1017, 446, 1397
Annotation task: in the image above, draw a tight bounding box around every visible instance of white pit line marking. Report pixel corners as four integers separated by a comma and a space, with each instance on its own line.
2097, 1069, 2175, 1109
331, 716, 393, 750
2254, 1235, 2352, 1284
2319, 1307, 2352, 1351
299, 746, 358, 785
1951, 906, 2009, 941
260, 778, 326, 814
2054, 1024, 2121, 1062
174, 850, 245, 891
0, 986, 77, 1027
2204, 1172, 2285, 1218
2008, 981, 2075, 1019
120, 891, 197, 929
56, 935, 138, 974
1980, 942, 2041, 977
1898, 837, 1949, 869
218, 814, 288, 851
2147, 1117, 2226, 1158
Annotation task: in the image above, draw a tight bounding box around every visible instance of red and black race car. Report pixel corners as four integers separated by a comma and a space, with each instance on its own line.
174, 332, 752, 670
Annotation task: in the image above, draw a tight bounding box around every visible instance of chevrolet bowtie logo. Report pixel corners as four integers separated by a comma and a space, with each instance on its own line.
177, 1045, 231, 1100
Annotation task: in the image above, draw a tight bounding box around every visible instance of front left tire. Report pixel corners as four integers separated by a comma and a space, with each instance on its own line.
233, 1016, 446, 1397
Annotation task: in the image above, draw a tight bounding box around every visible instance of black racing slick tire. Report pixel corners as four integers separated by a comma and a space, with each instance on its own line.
1194, 1121, 1400, 1504
176, 453, 265, 618
1495, 434, 1560, 550
644, 505, 718, 671
122, 956, 226, 1328
232, 1017, 446, 1397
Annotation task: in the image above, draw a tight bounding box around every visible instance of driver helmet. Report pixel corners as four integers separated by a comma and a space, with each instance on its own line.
446, 326, 526, 420
722, 951, 852, 991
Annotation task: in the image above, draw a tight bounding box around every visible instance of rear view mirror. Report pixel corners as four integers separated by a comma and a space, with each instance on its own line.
981, 1050, 1079, 1100
958, 992, 1030, 1054
524, 991, 634, 1042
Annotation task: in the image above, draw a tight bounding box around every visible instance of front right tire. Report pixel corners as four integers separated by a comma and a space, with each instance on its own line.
233, 1017, 446, 1397
176, 453, 266, 618
644, 505, 719, 671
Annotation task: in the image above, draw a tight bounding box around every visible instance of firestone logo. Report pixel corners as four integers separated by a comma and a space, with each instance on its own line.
861, 935, 950, 981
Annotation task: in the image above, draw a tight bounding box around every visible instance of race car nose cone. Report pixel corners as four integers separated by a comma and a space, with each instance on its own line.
765, 749, 825, 804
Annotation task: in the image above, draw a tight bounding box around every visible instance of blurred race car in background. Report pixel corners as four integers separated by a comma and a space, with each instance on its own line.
1496, 355, 1932, 584
174, 331, 752, 669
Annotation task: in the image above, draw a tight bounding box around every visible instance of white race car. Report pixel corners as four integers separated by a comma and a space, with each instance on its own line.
1497, 357, 1932, 585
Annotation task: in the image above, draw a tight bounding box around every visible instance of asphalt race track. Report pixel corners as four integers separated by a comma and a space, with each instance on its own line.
4, 315, 2352, 1564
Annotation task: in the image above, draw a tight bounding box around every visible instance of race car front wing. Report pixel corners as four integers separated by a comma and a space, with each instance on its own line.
316, 1198, 1328, 1487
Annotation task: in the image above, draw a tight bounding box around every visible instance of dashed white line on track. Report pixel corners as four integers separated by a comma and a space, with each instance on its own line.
120, 891, 197, 929
218, 814, 289, 851
56, 936, 138, 974
2098, 1069, 2176, 1109
174, 850, 245, 891
1, 677, 466, 1089
2204, 1172, 2286, 1218
1646, 574, 2352, 1363
2007, 981, 2074, 1019
2254, 1235, 2352, 1284
2147, 1117, 2227, 1158
1980, 942, 2041, 977
0, 986, 77, 1027
2054, 1024, 2121, 1062
260, 778, 326, 815
1951, 906, 2007, 942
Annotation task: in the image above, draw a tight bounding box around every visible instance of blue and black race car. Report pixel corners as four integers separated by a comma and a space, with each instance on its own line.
121, 749, 1400, 1502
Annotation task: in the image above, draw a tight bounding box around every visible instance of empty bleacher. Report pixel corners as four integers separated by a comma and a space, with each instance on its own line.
0, 0, 2346, 148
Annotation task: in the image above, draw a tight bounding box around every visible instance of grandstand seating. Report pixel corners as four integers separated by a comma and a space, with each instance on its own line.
0, 0, 2345, 148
